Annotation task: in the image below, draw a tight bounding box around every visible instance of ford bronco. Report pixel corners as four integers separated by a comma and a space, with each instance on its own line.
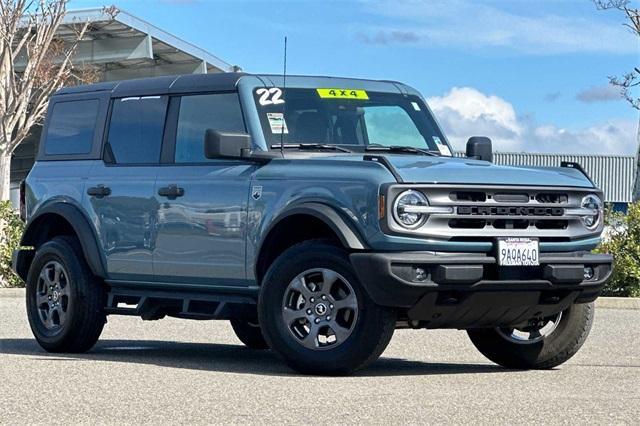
13, 73, 612, 375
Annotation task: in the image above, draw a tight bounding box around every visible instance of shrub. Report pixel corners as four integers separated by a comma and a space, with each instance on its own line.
0, 201, 24, 288
596, 203, 640, 297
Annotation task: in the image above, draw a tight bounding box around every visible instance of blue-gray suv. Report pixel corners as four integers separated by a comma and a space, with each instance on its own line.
13, 73, 613, 375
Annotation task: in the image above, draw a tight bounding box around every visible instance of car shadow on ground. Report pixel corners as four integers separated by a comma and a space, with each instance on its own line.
0, 338, 507, 377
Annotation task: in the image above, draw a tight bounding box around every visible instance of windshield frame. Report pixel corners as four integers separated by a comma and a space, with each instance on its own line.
238, 76, 454, 156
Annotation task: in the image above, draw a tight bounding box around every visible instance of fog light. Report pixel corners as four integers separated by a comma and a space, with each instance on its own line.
583, 266, 595, 280
415, 267, 428, 282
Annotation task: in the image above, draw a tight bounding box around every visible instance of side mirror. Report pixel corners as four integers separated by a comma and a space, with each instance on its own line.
204, 129, 251, 160
466, 136, 493, 162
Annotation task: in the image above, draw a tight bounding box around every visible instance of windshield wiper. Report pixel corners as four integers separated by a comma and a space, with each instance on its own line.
270, 143, 352, 153
365, 144, 438, 156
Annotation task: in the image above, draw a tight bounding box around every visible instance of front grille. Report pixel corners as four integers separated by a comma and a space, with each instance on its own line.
535, 220, 568, 230
492, 219, 529, 229
536, 192, 569, 204
456, 205, 565, 217
450, 191, 486, 202
493, 192, 529, 203
447, 190, 569, 232
386, 184, 601, 241
449, 218, 486, 229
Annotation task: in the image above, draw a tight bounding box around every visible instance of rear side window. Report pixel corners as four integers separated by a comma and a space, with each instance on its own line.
175, 93, 245, 163
44, 99, 99, 155
106, 96, 167, 164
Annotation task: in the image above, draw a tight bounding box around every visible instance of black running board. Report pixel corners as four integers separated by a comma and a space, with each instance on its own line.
104, 282, 258, 321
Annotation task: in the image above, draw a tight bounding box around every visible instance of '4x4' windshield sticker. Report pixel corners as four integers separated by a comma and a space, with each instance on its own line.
316, 88, 369, 100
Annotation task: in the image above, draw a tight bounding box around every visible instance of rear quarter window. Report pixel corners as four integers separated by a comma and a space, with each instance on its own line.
106, 96, 167, 164
44, 99, 100, 155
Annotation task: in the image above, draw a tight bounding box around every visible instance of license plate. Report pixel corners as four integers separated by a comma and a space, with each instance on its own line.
497, 238, 539, 266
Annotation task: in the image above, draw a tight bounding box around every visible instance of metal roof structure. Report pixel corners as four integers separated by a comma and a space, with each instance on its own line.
456, 151, 636, 203
49, 7, 237, 79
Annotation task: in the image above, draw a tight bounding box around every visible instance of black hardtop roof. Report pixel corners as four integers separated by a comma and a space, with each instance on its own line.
55, 72, 248, 98
54, 72, 406, 98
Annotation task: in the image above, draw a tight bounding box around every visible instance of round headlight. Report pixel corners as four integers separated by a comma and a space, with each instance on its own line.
581, 194, 603, 229
393, 190, 429, 228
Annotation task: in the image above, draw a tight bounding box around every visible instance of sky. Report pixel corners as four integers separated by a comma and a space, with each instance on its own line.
70, 0, 640, 155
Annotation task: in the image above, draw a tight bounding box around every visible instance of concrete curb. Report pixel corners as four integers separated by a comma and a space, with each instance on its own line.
0, 288, 25, 298
595, 297, 640, 310
0, 288, 638, 309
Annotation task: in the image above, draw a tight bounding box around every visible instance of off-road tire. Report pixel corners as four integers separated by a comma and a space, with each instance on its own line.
467, 302, 594, 369
230, 319, 269, 350
26, 236, 106, 353
258, 240, 396, 375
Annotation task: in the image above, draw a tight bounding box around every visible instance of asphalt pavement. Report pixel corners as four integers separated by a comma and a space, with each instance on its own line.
1, 294, 638, 424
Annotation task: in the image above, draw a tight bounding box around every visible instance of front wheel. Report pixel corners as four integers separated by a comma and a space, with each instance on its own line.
467, 302, 594, 369
258, 241, 396, 375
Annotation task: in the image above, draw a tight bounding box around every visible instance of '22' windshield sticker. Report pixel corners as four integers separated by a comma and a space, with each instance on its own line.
256, 88, 285, 106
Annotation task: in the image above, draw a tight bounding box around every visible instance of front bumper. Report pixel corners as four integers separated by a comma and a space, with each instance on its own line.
350, 251, 612, 329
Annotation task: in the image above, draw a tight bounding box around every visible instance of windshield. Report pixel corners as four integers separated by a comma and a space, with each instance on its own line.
253, 87, 452, 155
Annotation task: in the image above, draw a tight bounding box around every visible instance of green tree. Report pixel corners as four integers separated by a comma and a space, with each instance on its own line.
0, 200, 24, 287
596, 203, 640, 297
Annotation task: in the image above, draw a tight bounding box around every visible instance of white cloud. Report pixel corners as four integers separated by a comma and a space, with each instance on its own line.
427, 87, 523, 136
427, 87, 639, 155
576, 84, 622, 103
355, 30, 420, 45
358, 0, 637, 55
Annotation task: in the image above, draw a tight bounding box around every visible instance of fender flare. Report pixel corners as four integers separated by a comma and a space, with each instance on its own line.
19, 202, 107, 279
261, 202, 368, 252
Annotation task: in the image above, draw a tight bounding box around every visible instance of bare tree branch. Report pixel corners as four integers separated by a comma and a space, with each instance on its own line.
0, 0, 102, 200
593, 0, 640, 111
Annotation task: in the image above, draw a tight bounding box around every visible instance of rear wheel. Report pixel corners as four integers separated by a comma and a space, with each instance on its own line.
258, 241, 395, 375
26, 236, 106, 353
467, 302, 594, 369
230, 319, 269, 350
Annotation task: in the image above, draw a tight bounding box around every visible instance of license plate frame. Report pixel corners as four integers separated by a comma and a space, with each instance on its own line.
496, 237, 540, 267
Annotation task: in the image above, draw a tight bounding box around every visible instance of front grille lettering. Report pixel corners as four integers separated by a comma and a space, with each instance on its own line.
457, 206, 564, 216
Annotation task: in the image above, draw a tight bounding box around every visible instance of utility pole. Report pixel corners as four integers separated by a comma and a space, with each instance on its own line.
633, 116, 640, 201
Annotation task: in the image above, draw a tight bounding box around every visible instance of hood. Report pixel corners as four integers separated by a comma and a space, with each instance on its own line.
381, 155, 594, 187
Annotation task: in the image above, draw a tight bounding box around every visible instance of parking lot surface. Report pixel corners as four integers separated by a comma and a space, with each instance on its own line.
1, 294, 638, 425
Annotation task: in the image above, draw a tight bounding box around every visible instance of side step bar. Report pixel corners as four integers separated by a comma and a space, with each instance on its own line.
105, 285, 257, 321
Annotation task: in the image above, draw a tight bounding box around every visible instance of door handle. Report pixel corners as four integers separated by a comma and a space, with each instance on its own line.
158, 184, 185, 199
87, 185, 111, 198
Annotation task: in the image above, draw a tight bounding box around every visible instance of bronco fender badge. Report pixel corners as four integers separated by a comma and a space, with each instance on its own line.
252, 186, 263, 200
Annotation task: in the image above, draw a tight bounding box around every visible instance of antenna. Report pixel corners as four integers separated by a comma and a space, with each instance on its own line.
280, 36, 287, 155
